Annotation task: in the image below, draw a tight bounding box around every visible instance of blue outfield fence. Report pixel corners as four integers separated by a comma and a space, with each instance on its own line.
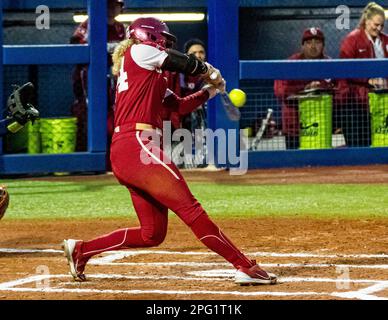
1, 0, 388, 174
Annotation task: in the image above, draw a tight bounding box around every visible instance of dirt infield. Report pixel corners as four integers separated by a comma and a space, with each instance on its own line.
0, 165, 387, 300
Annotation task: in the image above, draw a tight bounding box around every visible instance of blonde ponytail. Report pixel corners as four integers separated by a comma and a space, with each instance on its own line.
112, 39, 138, 76
358, 2, 385, 29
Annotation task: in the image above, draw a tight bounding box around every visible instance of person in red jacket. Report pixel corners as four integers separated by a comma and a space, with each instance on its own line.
70, 0, 125, 168
338, 2, 388, 147
274, 28, 333, 149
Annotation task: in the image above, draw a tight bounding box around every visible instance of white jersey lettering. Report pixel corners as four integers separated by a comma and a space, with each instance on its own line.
117, 56, 129, 93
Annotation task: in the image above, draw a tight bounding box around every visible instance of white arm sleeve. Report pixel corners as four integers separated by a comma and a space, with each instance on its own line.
131, 44, 168, 71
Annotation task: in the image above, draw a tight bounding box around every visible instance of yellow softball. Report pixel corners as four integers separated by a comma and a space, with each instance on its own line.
229, 89, 247, 107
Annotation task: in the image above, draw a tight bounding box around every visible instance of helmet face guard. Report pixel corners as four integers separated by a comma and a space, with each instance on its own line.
161, 31, 177, 49
128, 17, 177, 48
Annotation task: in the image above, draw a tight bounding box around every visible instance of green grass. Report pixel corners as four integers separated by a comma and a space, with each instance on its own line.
2, 179, 388, 220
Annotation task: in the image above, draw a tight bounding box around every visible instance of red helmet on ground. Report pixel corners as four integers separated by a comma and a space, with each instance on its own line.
127, 17, 177, 48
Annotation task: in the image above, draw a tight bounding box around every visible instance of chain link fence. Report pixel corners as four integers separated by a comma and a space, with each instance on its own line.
239, 5, 388, 151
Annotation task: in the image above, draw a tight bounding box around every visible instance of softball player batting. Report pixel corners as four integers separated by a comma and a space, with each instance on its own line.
63, 17, 277, 286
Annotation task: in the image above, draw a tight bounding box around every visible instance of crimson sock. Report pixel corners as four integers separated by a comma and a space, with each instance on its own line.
189, 214, 253, 269
80, 227, 145, 260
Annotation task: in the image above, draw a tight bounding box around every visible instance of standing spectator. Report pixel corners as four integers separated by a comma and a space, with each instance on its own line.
180, 39, 207, 132
170, 38, 219, 169
70, 0, 125, 169
180, 39, 208, 168
274, 28, 333, 149
338, 2, 388, 147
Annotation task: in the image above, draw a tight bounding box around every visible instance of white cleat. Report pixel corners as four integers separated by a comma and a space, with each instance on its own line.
235, 261, 277, 285
62, 239, 86, 282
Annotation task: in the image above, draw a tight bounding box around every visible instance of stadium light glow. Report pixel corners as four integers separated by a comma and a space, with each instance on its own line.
73, 13, 205, 24
73, 14, 88, 24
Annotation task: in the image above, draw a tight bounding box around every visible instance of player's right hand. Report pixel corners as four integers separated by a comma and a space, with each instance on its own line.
216, 78, 226, 93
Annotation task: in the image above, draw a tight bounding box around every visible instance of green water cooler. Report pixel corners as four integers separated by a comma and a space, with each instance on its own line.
26, 120, 41, 154
39, 117, 77, 154
298, 94, 333, 149
4, 120, 41, 154
368, 92, 388, 147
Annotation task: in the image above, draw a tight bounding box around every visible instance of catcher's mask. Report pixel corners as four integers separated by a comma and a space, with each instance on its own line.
127, 17, 177, 49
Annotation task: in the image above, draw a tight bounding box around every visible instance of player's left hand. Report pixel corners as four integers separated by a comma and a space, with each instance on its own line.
202, 84, 218, 99
202, 78, 226, 99
203, 63, 223, 87
7, 82, 40, 126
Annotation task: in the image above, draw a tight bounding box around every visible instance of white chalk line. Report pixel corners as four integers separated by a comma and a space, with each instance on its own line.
84, 249, 388, 301
1, 273, 384, 299
186, 269, 388, 283
331, 281, 388, 300
88, 249, 388, 264
0, 275, 63, 290
58, 273, 388, 285
4, 272, 386, 285
1, 248, 387, 259
332, 292, 388, 300
1, 248, 388, 299
59, 274, 229, 284
334, 293, 388, 300
0, 248, 63, 254
356, 281, 388, 295
0, 286, 327, 298
88, 261, 388, 269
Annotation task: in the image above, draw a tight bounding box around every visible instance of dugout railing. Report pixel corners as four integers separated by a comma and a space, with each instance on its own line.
1, 0, 388, 174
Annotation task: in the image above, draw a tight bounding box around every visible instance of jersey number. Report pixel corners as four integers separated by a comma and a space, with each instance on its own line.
117, 57, 129, 93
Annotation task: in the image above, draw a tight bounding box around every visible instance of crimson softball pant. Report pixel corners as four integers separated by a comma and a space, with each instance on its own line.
79, 130, 252, 269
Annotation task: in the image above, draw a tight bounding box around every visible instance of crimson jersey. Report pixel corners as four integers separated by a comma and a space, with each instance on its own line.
114, 43, 172, 129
